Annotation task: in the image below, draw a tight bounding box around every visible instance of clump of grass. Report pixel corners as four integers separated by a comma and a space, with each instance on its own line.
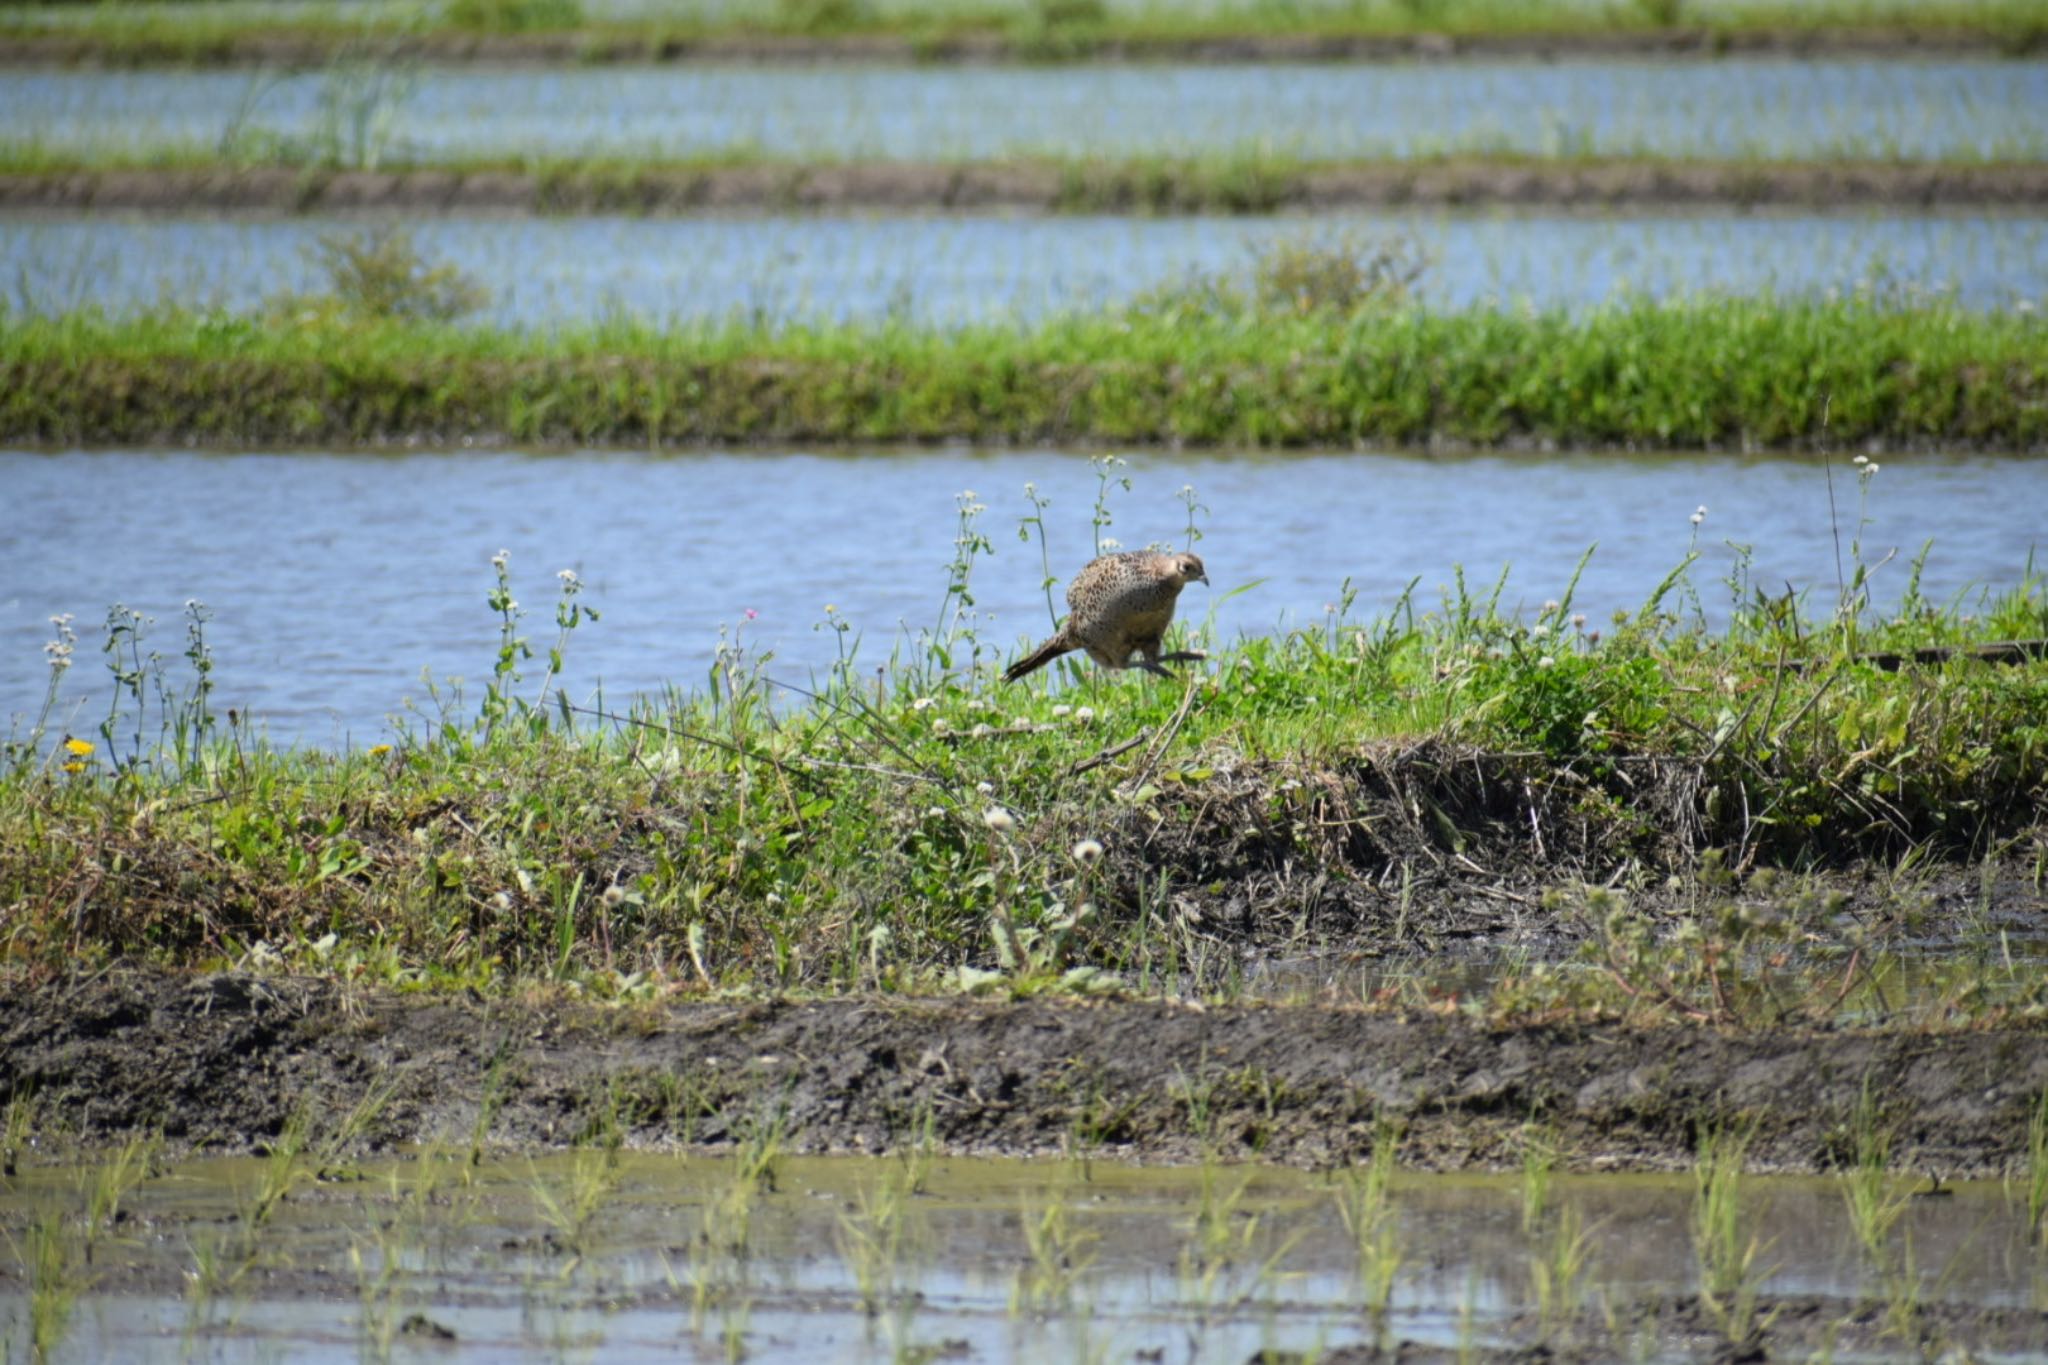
272, 227, 490, 324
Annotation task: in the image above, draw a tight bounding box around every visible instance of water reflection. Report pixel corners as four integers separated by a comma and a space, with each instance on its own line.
1, 446, 2042, 746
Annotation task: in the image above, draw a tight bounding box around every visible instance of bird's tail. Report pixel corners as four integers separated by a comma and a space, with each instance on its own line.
1002, 637, 1069, 684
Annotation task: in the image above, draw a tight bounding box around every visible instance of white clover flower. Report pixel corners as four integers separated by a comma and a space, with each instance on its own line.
1074, 706, 1095, 723
491, 549, 509, 570
1853, 454, 1869, 465
927, 806, 946, 819
557, 568, 580, 586
1051, 704, 1072, 718
1098, 538, 1120, 551
932, 718, 951, 735
976, 781, 994, 795
1864, 462, 1881, 475
1537, 656, 1556, 669
1541, 599, 1560, 614
911, 696, 936, 711
1532, 623, 1550, 638
1071, 839, 1104, 865
983, 807, 1016, 834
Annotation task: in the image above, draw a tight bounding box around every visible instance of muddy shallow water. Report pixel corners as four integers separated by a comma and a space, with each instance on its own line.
4, 1148, 2046, 1363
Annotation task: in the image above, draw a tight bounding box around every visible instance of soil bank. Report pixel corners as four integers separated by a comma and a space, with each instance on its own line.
6, 971, 2046, 1175
6, 161, 2046, 215
0, 25, 2034, 68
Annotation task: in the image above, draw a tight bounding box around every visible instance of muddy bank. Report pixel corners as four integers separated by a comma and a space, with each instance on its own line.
5, 971, 2046, 1175
7, 160, 2046, 215
0, 25, 2033, 69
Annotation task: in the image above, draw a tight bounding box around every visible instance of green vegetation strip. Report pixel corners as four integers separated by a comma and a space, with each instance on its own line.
4, 544, 2045, 1021
3, 297, 2043, 450
3, 0, 2042, 65
7, 156, 2046, 214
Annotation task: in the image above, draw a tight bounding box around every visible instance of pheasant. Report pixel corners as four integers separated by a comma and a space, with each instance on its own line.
1002, 550, 1209, 683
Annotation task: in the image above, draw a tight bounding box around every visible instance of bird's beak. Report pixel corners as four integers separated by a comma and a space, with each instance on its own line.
1199, 573, 1210, 586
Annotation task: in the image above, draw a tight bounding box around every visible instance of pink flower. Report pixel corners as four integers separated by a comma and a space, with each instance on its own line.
744, 608, 758, 621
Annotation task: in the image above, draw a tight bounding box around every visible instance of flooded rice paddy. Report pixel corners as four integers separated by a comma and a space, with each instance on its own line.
2, 1150, 2045, 1363
6, 59, 2044, 163
2, 446, 2043, 747
6, 209, 2044, 323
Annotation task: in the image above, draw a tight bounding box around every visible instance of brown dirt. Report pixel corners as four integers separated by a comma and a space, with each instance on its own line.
7, 161, 2045, 215
5, 970, 2047, 1174
0, 25, 2034, 68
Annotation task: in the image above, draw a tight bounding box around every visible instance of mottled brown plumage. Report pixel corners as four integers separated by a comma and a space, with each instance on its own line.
1002, 550, 1209, 683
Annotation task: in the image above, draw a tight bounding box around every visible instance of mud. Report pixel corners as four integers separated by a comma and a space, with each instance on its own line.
1, 25, 2034, 69
4, 970, 2047, 1175
6, 160, 2045, 215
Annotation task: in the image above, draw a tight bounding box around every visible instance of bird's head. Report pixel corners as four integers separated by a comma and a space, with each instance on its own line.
1173, 552, 1209, 587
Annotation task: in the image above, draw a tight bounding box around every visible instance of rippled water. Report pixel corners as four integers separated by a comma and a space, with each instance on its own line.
5, 59, 2042, 161
7, 210, 2042, 323
3, 446, 2042, 747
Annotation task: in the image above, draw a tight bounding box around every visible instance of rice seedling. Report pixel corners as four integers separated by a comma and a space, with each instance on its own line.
1692, 1124, 1773, 1350
1529, 1200, 1596, 1334
1331, 1118, 1404, 1326
1014, 1178, 1097, 1312
1519, 1121, 1557, 1234
1840, 1081, 1912, 1261
2020, 1089, 2048, 1247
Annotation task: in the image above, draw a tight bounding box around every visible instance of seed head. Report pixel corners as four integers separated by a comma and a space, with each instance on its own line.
983, 807, 1016, 835
1071, 839, 1104, 866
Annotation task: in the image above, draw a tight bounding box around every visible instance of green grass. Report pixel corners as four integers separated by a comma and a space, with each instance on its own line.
4, 291, 2043, 450
2, 526, 2045, 1007
4, 0, 2043, 63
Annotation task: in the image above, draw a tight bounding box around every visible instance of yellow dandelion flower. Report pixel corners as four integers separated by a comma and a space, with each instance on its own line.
368, 744, 393, 757
63, 737, 94, 757
62, 761, 87, 775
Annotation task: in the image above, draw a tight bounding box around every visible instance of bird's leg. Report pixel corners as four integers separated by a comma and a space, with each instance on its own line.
1160, 649, 1207, 663
1133, 640, 1175, 678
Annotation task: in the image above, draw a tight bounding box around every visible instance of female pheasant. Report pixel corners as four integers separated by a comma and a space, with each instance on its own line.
1002, 550, 1209, 683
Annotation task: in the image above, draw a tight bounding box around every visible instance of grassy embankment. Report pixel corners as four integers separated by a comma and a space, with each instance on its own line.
4, 0, 2042, 62
4, 499, 2046, 1025
5, 287, 2043, 450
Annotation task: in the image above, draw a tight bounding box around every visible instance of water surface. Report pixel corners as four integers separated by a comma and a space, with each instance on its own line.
2, 446, 2042, 746
5, 59, 2041, 162
0, 1152, 2038, 1363
7, 209, 2042, 323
